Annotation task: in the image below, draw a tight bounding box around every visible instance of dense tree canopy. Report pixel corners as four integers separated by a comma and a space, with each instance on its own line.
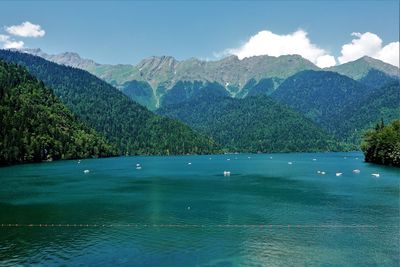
361, 120, 400, 167
0, 60, 117, 165
0, 50, 219, 156
158, 95, 344, 153
271, 70, 399, 145
329, 81, 400, 143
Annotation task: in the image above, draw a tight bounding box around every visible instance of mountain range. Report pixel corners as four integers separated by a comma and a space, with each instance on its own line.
1, 48, 399, 164
0, 50, 220, 161
22, 48, 399, 110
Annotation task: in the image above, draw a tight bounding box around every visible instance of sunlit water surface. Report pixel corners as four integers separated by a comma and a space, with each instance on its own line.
0, 152, 399, 266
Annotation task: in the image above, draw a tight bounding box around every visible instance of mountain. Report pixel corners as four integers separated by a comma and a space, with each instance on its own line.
121, 80, 157, 110
160, 81, 230, 107
326, 56, 399, 81
358, 68, 398, 89
329, 81, 400, 143
22, 50, 399, 111
0, 50, 219, 155
271, 70, 400, 144
22, 48, 100, 69
0, 60, 117, 165
158, 95, 343, 153
271, 70, 372, 125
22, 49, 319, 109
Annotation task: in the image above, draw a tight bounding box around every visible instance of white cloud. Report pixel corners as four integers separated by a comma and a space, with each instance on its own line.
5, 21, 45, 38
338, 32, 399, 67
0, 34, 8, 42
221, 29, 336, 68
0, 34, 24, 49
316, 55, 337, 68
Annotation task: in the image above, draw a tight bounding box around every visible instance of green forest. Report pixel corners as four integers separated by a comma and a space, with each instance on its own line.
0, 60, 117, 165
361, 120, 400, 167
158, 95, 344, 152
0, 50, 219, 159
0, 50, 399, 166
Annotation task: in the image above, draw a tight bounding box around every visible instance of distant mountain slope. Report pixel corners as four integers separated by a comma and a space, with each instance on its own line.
271, 70, 372, 125
0, 50, 219, 155
329, 81, 400, 143
22, 49, 319, 108
271, 70, 400, 144
158, 95, 343, 153
160, 81, 230, 107
121, 80, 157, 110
358, 68, 398, 89
0, 60, 117, 165
326, 56, 399, 80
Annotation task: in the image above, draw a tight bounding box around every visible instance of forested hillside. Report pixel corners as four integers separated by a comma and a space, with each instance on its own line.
0, 60, 117, 165
362, 120, 400, 167
158, 95, 344, 152
329, 81, 400, 143
0, 50, 219, 156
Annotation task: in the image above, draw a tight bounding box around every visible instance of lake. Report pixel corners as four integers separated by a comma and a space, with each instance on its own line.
0, 152, 399, 266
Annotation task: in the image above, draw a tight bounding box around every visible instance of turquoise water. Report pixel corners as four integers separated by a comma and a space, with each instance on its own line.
0, 152, 399, 266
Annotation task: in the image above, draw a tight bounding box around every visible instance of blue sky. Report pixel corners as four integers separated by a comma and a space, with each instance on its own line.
0, 1, 399, 66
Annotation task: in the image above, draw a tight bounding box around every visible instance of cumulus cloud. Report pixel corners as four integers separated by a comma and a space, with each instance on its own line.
221, 29, 336, 68
338, 32, 399, 67
0, 34, 24, 49
5, 21, 45, 38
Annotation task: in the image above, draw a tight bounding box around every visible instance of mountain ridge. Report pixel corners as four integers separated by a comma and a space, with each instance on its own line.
0, 50, 220, 156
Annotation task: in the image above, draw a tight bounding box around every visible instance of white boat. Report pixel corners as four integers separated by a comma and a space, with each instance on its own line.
188, 162, 192, 165
83, 169, 90, 174
336, 172, 342, 176
371, 173, 380, 178
321, 171, 326, 175
353, 169, 360, 174
136, 163, 140, 167
136, 166, 142, 170
223, 171, 231, 176
288, 162, 293, 165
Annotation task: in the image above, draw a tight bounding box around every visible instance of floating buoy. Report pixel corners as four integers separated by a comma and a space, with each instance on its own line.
371, 173, 380, 178
353, 169, 360, 174
187, 206, 191, 210
83, 169, 90, 174
223, 171, 231, 176
336, 172, 343, 177
136, 163, 140, 167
